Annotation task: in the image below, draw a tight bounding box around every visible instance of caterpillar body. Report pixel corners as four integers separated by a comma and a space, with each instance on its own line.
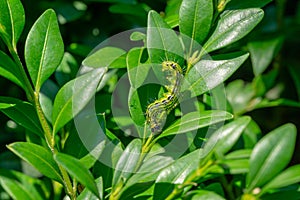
146, 61, 183, 134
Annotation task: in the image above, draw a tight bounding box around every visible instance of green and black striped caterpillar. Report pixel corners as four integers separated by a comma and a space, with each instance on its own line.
145, 61, 183, 134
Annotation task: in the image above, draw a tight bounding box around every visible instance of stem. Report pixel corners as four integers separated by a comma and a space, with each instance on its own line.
58, 164, 75, 199
33, 92, 54, 151
34, 91, 75, 198
8, 45, 34, 102
220, 176, 235, 200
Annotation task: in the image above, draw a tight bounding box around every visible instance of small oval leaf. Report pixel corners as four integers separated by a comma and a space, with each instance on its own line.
204, 116, 251, 155
112, 139, 142, 189
0, 97, 43, 136
54, 153, 99, 197
52, 68, 106, 134
83, 47, 126, 68
182, 53, 249, 97
0, 50, 24, 89
203, 9, 264, 53
7, 142, 63, 183
158, 110, 233, 139
147, 10, 184, 64
261, 165, 300, 195
25, 9, 64, 90
246, 124, 297, 191
179, 0, 213, 46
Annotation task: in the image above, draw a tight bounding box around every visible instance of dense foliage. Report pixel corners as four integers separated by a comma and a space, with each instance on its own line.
0, 0, 300, 199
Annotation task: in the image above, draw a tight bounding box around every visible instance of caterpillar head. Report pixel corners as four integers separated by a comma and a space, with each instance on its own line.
162, 61, 182, 73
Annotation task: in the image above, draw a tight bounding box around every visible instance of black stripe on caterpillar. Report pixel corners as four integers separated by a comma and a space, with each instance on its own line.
145, 61, 182, 134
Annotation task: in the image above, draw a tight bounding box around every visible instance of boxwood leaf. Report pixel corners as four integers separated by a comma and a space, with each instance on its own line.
77, 177, 103, 200
54, 153, 99, 197
0, 169, 45, 200
0, 0, 25, 48
261, 165, 300, 195
248, 36, 284, 76
112, 139, 142, 190
158, 110, 233, 139
0, 50, 24, 89
154, 149, 201, 200
82, 47, 126, 68
179, 0, 213, 46
0, 177, 36, 200
25, 9, 64, 91
147, 10, 184, 64
202, 9, 264, 53
7, 142, 63, 183
55, 52, 78, 86
246, 124, 297, 191
204, 116, 251, 155
52, 68, 106, 134
191, 190, 226, 200
0, 97, 43, 137
126, 47, 149, 88
182, 53, 249, 97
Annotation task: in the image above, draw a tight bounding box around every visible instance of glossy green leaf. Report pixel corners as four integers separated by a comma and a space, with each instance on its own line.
0, 51, 24, 89
25, 9, 64, 91
0, 97, 43, 137
191, 190, 226, 200
126, 47, 149, 88
54, 153, 99, 197
202, 9, 264, 53
248, 36, 284, 76
82, 47, 126, 68
226, 149, 252, 160
179, 0, 213, 46
0, 0, 25, 48
209, 159, 250, 175
0, 177, 36, 200
125, 155, 174, 187
225, 79, 254, 115
77, 177, 103, 200
261, 165, 300, 195
156, 149, 201, 184
154, 149, 201, 200
0, 169, 45, 200
52, 68, 106, 134
80, 140, 106, 169
182, 53, 249, 97
253, 99, 300, 110
204, 116, 251, 155
39, 80, 59, 124
112, 139, 142, 190
158, 110, 233, 139
243, 119, 261, 148
55, 52, 78, 86
147, 10, 184, 64
246, 124, 297, 191
119, 155, 173, 199
260, 189, 300, 200
7, 142, 63, 183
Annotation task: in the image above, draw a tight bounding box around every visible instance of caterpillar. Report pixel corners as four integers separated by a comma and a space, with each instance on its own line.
145, 61, 183, 134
